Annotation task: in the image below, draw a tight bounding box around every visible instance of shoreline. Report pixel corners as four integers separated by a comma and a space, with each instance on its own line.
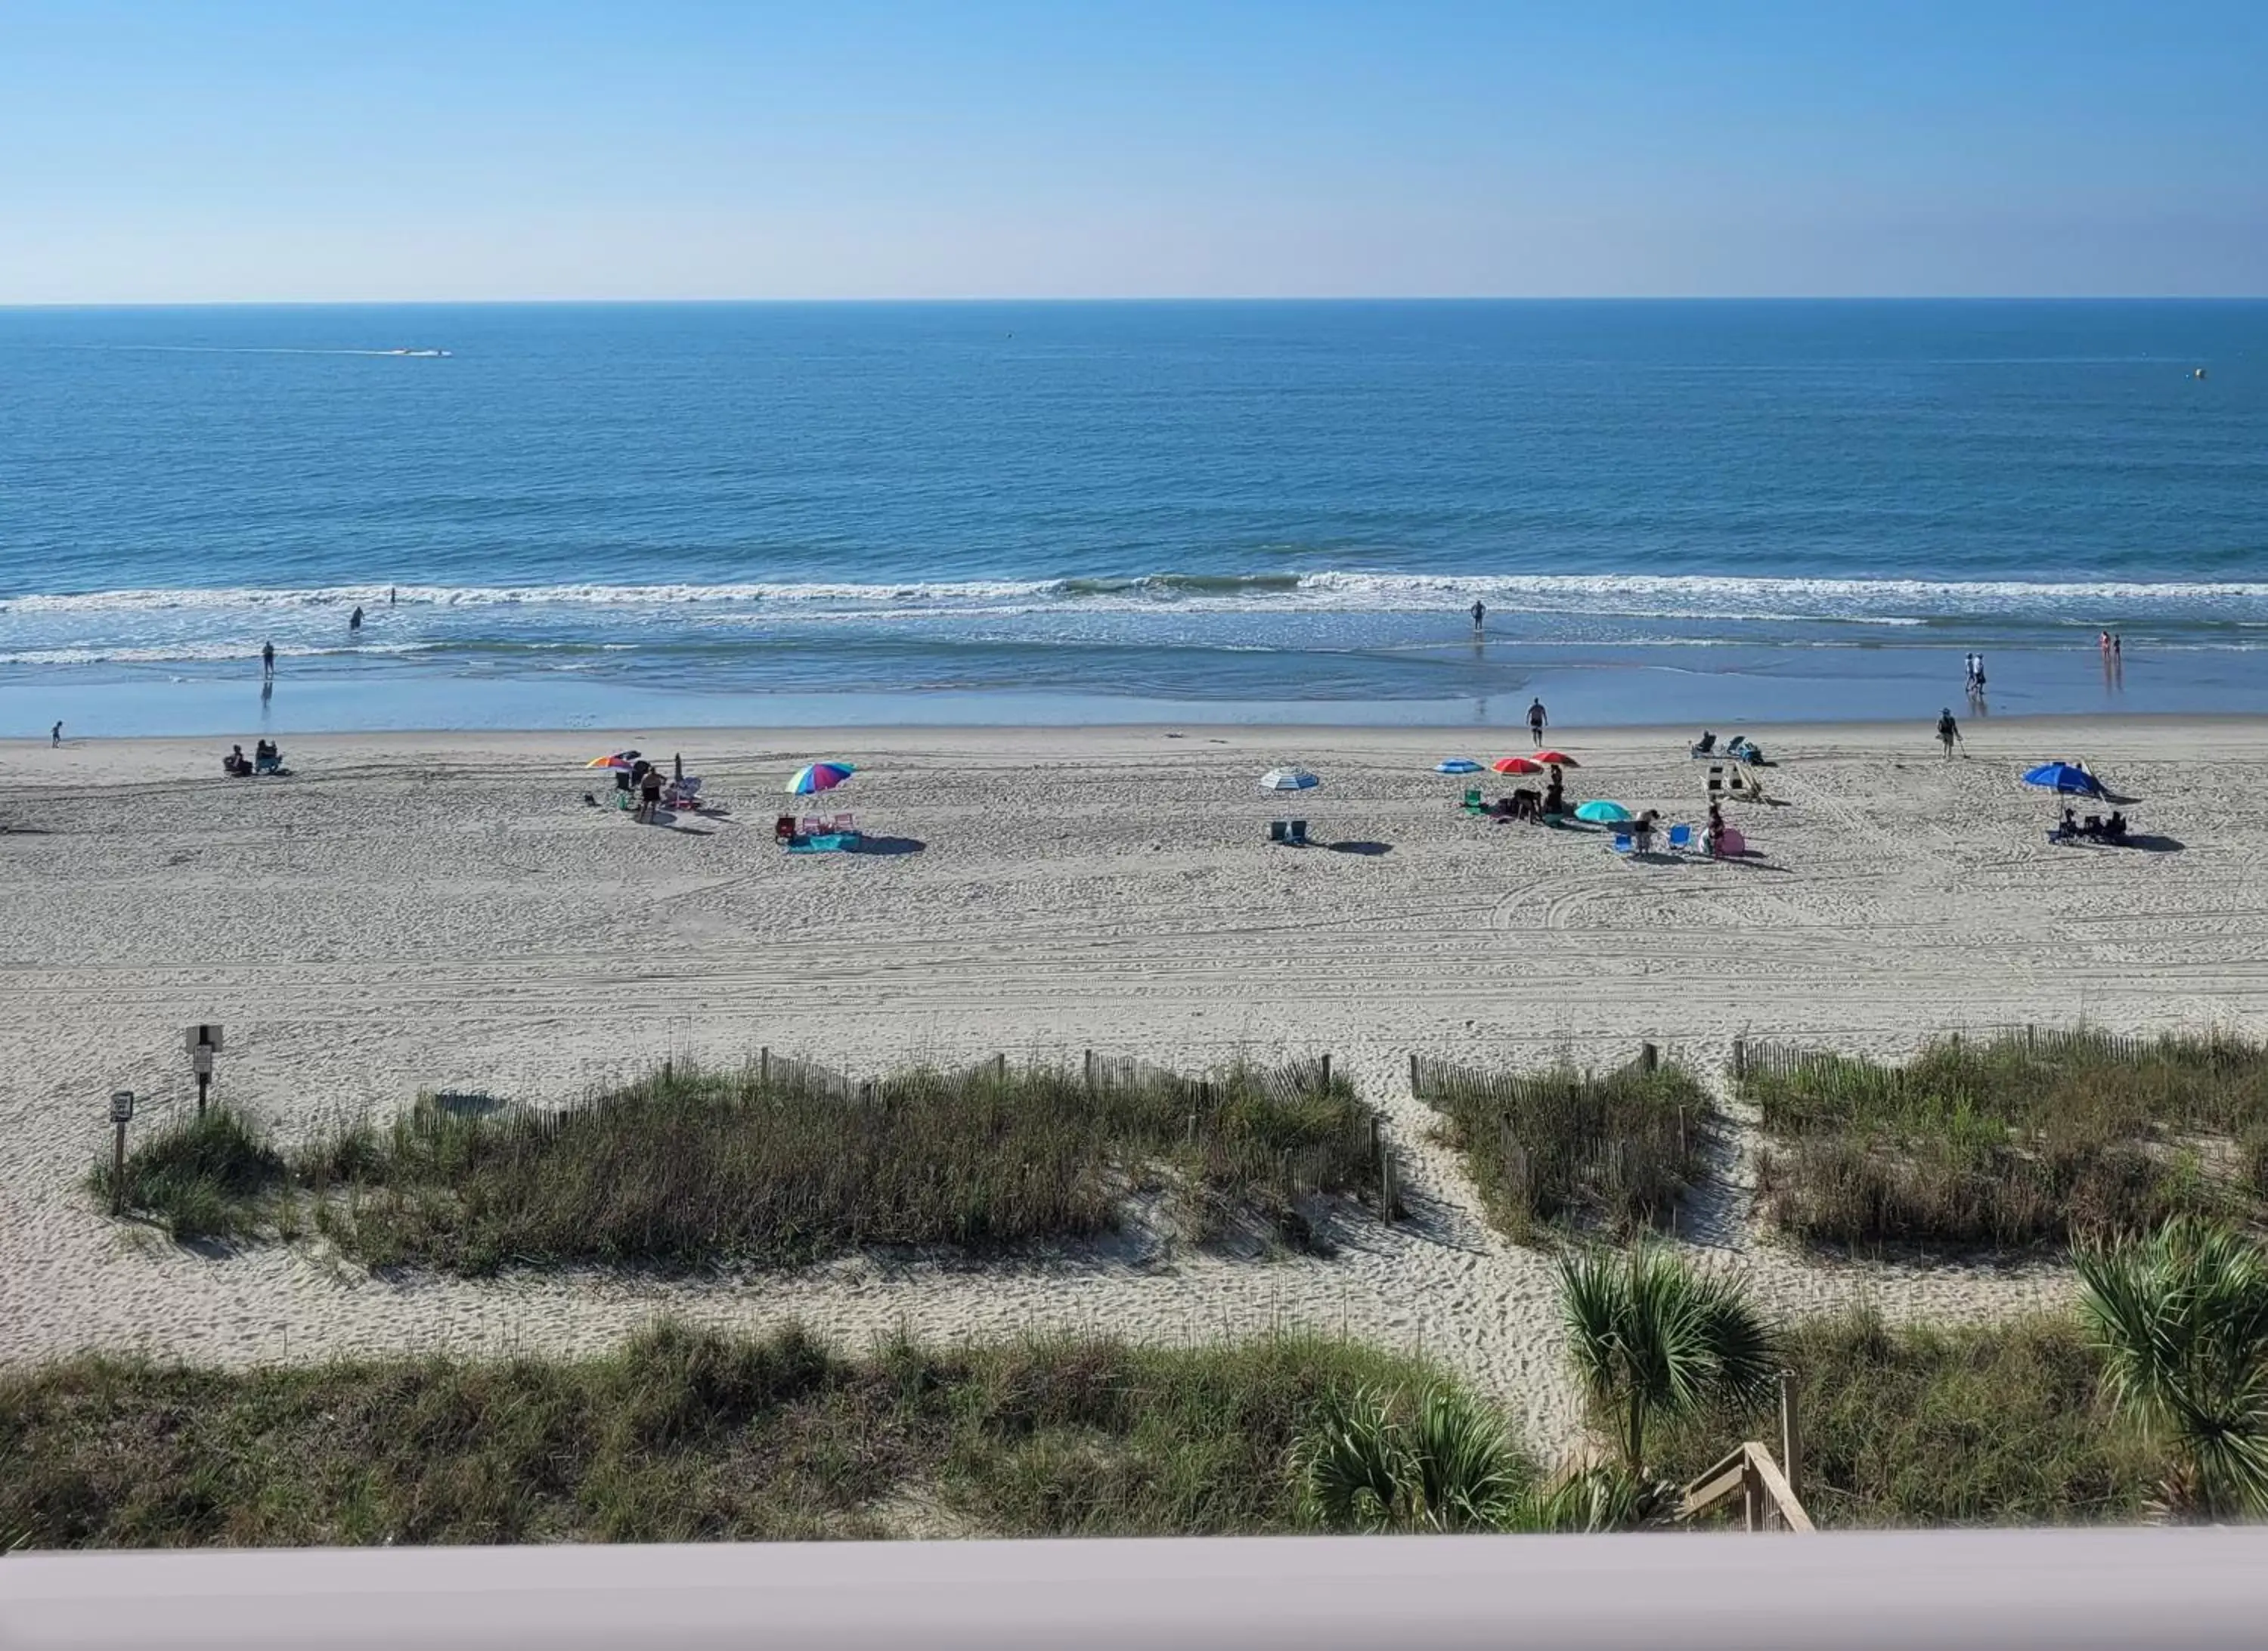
13, 706, 2267, 754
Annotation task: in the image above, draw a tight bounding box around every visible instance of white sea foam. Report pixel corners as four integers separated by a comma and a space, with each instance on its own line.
10, 571, 2268, 624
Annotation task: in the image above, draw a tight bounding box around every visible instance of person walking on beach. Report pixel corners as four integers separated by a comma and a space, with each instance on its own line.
1526, 697, 1548, 747
261, 640, 275, 682
51, 720, 62, 748
1936, 707, 1962, 758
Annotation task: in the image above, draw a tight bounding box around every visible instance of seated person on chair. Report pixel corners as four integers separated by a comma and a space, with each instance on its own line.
2055, 807, 2080, 841
2103, 810, 2129, 842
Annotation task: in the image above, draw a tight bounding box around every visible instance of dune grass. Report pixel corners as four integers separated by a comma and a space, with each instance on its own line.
1650, 1308, 2167, 1528
1415, 1058, 1714, 1244
0, 1323, 1500, 1549
99, 1058, 1376, 1272
87, 1106, 291, 1243
1742, 1030, 2268, 1249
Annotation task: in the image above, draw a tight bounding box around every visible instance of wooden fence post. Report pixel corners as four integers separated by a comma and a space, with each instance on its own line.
1780, 1369, 1803, 1507
1640, 1042, 1659, 1074
1320, 1052, 1332, 1091
1407, 1052, 1420, 1095
1369, 1114, 1383, 1168
1083, 1049, 1094, 1090
995, 1052, 1008, 1080
760, 1046, 770, 1086
1381, 1149, 1398, 1221
1732, 1038, 1746, 1082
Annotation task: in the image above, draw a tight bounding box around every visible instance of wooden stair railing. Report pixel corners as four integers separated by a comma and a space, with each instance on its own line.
1679, 1371, 1814, 1532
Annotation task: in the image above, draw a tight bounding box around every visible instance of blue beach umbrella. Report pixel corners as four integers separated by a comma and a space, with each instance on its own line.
1575, 800, 1631, 824
1435, 758, 1483, 774
1259, 768, 1321, 791
2022, 761, 2102, 797
788, 761, 855, 795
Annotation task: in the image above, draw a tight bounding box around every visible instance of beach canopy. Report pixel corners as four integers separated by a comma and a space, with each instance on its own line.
586, 750, 641, 770
2023, 761, 2102, 797
1436, 758, 1483, 775
1259, 768, 1321, 791
1576, 800, 1631, 823
1492, 755, 1545, 775
1534, 750, 1579, 767
788, 761, 855, 795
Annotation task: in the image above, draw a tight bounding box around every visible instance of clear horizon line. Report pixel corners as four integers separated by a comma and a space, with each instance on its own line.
3, 292, 2264, 311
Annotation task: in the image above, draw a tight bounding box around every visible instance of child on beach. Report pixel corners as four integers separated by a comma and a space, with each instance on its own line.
1937, 708, 1962, 757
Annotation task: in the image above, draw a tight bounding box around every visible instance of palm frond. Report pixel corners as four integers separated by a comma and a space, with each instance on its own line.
1294, 1384, 1405, 1532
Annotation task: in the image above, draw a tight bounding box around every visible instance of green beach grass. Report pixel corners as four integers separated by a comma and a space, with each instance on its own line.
98, 1057, 1378, 1272
1414, 1057, 1714, 1244
1651, 1308, 2166, 1527
1741, 1029, 2268, 1249
0, 1324, 1510, 1549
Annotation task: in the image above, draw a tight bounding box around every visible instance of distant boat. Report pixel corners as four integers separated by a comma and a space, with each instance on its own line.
383, 348, 452, 358
2193, 367, 2208, 379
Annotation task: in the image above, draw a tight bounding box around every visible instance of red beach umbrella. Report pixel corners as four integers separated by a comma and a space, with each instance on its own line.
1492, 756, 1545, 775
1534, 750, 1579, 767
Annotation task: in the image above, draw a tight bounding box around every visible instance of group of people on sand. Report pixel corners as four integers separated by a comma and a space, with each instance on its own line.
222, 739, 284, 777
2054, 804, 2130, 844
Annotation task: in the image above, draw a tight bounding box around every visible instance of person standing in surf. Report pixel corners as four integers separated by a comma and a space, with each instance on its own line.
262, 640, 275, 682
1470, 599, 1485, 633
349, 605, 364, 633
1527, 697, 1548, 748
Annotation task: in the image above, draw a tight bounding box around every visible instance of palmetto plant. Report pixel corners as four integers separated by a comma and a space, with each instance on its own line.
1294, 1383, 1644, 1533
1557, 1245, 1783, 1476
1297, 1383, 1525, 1532
2074, 1217, 2268, 1521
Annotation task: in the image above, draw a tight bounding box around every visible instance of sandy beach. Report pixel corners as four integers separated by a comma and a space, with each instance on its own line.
4, 714, 2265, 1454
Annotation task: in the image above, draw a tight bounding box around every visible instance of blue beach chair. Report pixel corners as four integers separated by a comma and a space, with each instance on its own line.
1667, 823, 1693, 851
1610, 833, 1634, 856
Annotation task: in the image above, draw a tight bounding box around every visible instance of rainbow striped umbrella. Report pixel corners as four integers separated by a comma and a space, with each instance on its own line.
787, 761, 855, 795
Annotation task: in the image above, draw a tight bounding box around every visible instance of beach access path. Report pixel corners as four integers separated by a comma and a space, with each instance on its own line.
3, 716, 2263, 1454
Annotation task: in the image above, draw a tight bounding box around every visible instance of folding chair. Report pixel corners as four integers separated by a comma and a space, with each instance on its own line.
1666, 823, 1693, 851
1269, 820, 1289, 843
1287, 819, 1309, 845
1611, 833, 1634, 856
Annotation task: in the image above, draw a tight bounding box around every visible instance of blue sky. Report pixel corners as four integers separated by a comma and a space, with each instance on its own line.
2, 0, 2261, 301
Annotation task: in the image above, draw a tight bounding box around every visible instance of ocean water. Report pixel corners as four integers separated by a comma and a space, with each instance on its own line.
3, 300, 2264, 736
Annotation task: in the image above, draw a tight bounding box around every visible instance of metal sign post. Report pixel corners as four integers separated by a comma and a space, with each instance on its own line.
185, 1024, 223, 1115
109, 1089, 135, 1215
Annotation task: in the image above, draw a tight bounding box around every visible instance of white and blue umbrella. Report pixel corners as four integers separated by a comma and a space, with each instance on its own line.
1436, 757, 1483, 775
1259, 768, 1320, 791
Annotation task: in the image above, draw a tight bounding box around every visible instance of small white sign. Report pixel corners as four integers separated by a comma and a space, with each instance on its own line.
184, 1024, 224, 1054
110, 1090, 135, 1123
191, 1047, 215, 1076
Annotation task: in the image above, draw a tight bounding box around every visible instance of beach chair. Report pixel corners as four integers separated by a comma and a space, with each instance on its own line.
1706, 766, 1725, 804
829, 812, 857, 835
1690, 733, 1716, 758
1667, 823, 1693, 852
254, 751, 284, 776
1287, 819, 1310, 846
1462, 787, 1484, 813
801, 816, 827, 838
1611, 833, 1634, 856
1269, 820, 1288, 843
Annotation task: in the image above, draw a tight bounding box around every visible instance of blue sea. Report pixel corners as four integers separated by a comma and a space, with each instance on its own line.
2, 300, 2264, 736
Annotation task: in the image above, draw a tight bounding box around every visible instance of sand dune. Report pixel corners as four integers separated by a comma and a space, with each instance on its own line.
3, 715, 2262, 1452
